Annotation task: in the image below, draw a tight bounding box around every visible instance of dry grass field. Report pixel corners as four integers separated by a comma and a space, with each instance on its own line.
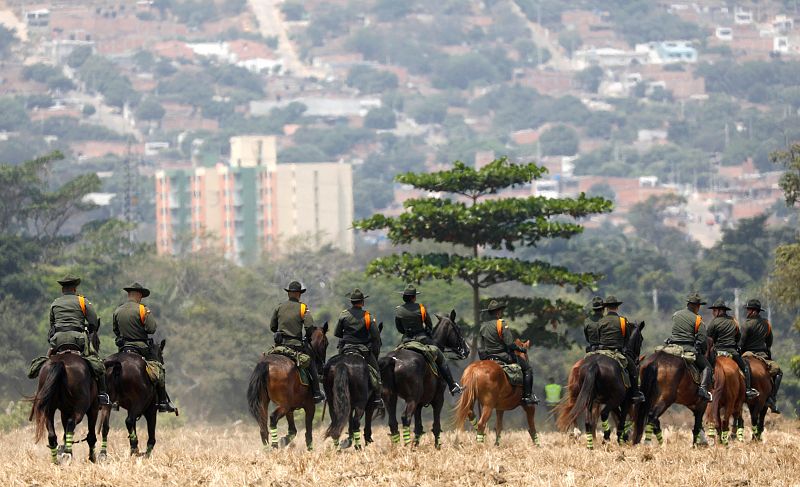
3, 417, 800, 486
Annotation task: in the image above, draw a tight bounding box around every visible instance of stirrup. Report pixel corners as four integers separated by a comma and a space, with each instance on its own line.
157, 401, 177, 413
697, 388, 712, 401
98, 393, 111, 406
449, 383, 463, 396
522, 394, 539, 405
745, 389, 759, 399
631, 391, 645, 404
313, 392, 326, 404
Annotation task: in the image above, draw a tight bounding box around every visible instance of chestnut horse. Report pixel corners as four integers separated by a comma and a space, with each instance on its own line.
453, 339, 538, 446
557, 322, 645, 449
742, 355, 773, 441
247, 324, 329, 450
704, 354, 745, 446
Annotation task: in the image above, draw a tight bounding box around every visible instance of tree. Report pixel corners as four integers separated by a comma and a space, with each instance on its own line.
354, 158, 612, 344
539, 124, 579, 156
66, 45, 93, 69
281, 1, 306, 21
0, 25, 16, 58
0, 98, 29, 131
346, 65, 399, 94
135, 97, 166, 122
364, 106, 396, 130
558, 31, 582, 58
575, 66, 604, 93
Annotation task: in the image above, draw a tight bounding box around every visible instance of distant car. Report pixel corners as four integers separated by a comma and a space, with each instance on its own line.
706, 218, 715, 226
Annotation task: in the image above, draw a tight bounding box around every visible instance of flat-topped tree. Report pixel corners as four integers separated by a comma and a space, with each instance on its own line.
355, 157, 612, 343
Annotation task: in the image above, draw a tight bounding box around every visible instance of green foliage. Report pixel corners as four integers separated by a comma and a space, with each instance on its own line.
82, 104, 96, 117
771, 143, 800, 206
40, 117, 124, 141
135, 97, 166, 122
307, 4, 352, 46
364, 106, 397, 130
697, 60, 800, 102
278, 144, 328, 163
432, 51, 512, 90
587, 182, 616, 203
168, 0, 219, 27
0, 25, 15, 57
66, 45, 93, 69
0, 401, 28, 432
78, 56, 140, 108
346, 28, 437, 75
281, 1, 306, 21
558, 31, 582, 58
373, 0, 414, 21
346, 65, 399, 94
606, 1, 704, 45
575, 66, 604, 94
292, 126, 372, 158
407, 96, 449, 125
514, 0, 565, 27
0, 97, 29, 131
540, 124, 579, 156
22, 63, 61, 83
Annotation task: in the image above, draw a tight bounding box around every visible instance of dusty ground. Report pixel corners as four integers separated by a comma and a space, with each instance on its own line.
3, 418, 800, 486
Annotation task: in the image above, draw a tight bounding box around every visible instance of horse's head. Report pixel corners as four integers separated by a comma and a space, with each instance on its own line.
514, 338, 531, 361
149, 338, 166, 363
309, 322, 329, 372
432, 309, 470, 360
625, 321, 646, 365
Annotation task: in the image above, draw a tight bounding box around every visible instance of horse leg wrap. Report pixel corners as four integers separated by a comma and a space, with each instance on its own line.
707, 425, 717, 439
146, 445, 154, 456
470, 417, 478, 429
352, 431, 361, 449
50, 446, 58, 463
533, 432, 541, 447
736, 427, 745, 442
602, 420, 610, 434
644, 423, 654, 443
476, 432, 485, 444
655, 430, 664, 445
101, 440, 108, 453
128, 432, 137, 442
306, 442, 313, 452
720, 430, 729, 445
494, 433, 501, 446
332, 438, 339, 448
402, 426, 411, 446
269, 427, 279, 448
434, 435, 441, 449
390, 433, 400, 444
585, 432, 594, 450
623, 420, 633, 436
752, 426, 761, 441
65, 432, 74, 454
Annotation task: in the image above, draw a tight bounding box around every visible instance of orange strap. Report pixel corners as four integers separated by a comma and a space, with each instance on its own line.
78, 295, 87, 317
620, 317, 627, 337
139, 304, 147, 325
419, 304, 426, 323
496, 319, 504, 339
694, 315, 702, 334
364, 310, 371, 331
732, 317, 739, 331
300, 303, 307, 320
765, 319, 772, 336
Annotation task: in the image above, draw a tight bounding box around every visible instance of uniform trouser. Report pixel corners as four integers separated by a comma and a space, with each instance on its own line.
694, 352, 713, 389
288, 343, 322, 394
515, 355, 534, 398
624, 355, 639, 389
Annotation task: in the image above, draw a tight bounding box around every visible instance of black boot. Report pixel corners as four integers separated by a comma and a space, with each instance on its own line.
742, 361, 759, 400
157, 384, 177, 413
440, 362, 463, 396
768, 372, 782, 414
629, 377, 645, 404
521, 369, 539, 405
697, 367, 712, 401
97, 375, 110, 406
309, 366, 325, 404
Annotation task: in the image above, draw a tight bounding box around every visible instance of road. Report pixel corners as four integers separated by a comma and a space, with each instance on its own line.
507, 0, 575, 71
247, 0, 327, 79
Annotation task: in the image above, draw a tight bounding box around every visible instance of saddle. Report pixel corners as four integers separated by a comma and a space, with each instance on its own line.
266, 346, 312, 386
586, 350, 630, 388
395, 341, 439, 377
121, 348, 163, 385
743, 351, 782, 377
491, 360, 523, 387
340, 345, 381, 390
656, 344, 700, 384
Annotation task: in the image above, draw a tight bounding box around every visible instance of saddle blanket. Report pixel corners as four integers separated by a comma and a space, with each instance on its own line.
267, 346, 312, 386
395, 341, 439, 377
743, 351, 782, 377
656, 344, 700, 384
497, 362, 523, 387
586, 350, 630, 388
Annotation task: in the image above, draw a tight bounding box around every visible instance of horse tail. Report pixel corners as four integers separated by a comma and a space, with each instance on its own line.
108, 360, 122, 398
247, 360, 270, 431
30, 360, 66, 442
634, 357, 658, 444
374, 357, 394, 421
453, 364, 477, 429
325, 362, 350, 439
557, 361, 597, 432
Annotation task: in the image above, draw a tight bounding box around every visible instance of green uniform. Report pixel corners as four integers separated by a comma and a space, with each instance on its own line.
739, 316, 772, 356
113, 299, 157, 354
478, 318, 516, 363
334, 306, 381, 388
707, 315, 740, 352
270, 298, 314, 348
583, 310, 603, 351
597, 312, 627, 350
668, 307, 711, 373
48, 292, 104, 379
395, 302, 432, 341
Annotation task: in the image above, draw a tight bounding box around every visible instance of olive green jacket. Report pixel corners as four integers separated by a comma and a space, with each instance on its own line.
478, 318, 515, 361
669, 307, 707, 352
739, 316, 772, 355
583, 311, 603, 348
707, 315, 739, 351
334, 306, 379, 346
597, 312, 628, 350
394, 302, 432, 341
48, 292, 98, 350
113, 299, 157, 349
270, 298, 314, 347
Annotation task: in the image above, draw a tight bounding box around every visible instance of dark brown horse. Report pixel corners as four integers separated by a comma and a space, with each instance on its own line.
379, 310, 469, 448
633, 344, 713, 446
743, 355, 773, 441
29, 351, 99, 464
557, 322, 645, 449
704, 354, 745, 446
247, 324, 329, 450
97, 339, 167, 458
454, 339, 538, 446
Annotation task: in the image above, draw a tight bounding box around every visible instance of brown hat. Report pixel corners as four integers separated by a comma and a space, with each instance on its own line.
57, 274, 81, 287
482, 300, 507, 313
399, 284, 421, 297
604, 295, 623, 307
686, 291, 706, 305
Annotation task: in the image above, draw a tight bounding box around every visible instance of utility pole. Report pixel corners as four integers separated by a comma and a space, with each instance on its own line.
734, 288, 740, 323
652, 288, 659, 314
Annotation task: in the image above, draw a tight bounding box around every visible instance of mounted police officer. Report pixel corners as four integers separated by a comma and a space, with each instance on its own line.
667, 291, 712, 401
740, 299, 781, 413
707, 298, 758, 400
334, 288, 383, 407
47, 274, 109, 406
113, 282, 176, 413
583, 296, 604, 352
394, 284, 462, 396
478, 300, 538, 405
598, 296, 645, 403
270, 281, 325, 403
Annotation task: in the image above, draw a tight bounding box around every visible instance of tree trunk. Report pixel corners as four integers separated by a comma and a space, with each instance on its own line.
472, 282, 480, 332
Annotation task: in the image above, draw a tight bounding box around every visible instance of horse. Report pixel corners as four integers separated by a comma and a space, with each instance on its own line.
742, 354, 773, 441
379, 310, 469, 448
556, 322, 645, 449
29, 346, 99, 464
247, 324, 329, 451
633, 340, 714, 446
454, 338, 539, 446
323, 323, 383, 449
96, 339, 167, 458
704, 353, 745, 446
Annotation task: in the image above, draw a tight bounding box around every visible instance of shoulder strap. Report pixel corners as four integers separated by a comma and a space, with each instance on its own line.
496, 319, 504, 339
419, 303, 426, 323
765, 319, 772, 336
300, 303, 307, 320
619, 316, 627, 337
364, 310, 371, 331
732, 317, 739, 330
694, 315, 702, 334
78, 295, 87, 318
139, 304, 147, 325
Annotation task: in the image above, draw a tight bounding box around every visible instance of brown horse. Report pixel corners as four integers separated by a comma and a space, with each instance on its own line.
633, 348, 712, 446
453, 339, 539, 446
743, 355, 773, 441
247, 324, 329, 450
29, 351, 99, 464
704, 355, 745, 446
97, 339, 168, 458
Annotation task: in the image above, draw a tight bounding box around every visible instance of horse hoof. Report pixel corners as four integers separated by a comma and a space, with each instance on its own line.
338, 438, 352, 450
279, 436, 295, 448
57, 452, 73, 465
98, 451, 108, 462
